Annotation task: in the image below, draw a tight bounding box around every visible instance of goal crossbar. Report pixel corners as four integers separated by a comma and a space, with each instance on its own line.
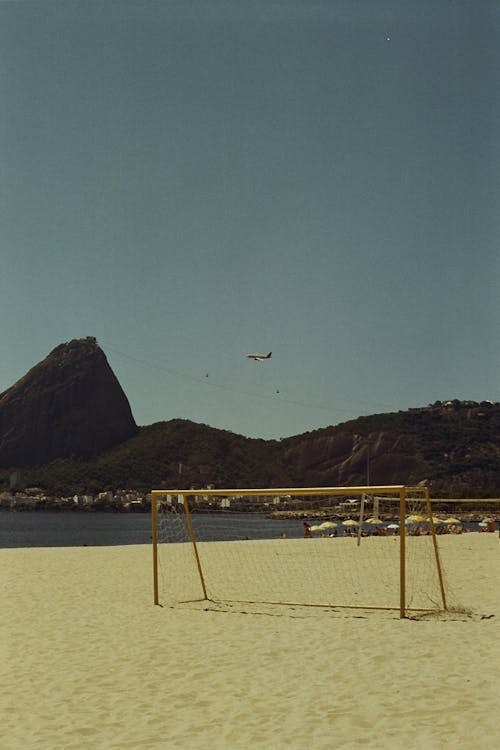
151, 485, 447, 618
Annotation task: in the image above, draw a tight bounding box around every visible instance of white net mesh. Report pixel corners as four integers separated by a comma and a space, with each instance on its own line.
153, 488, 451, 614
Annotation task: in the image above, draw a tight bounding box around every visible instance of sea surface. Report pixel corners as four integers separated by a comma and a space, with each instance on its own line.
0, 512, 483, 549
0, 512, 309, 548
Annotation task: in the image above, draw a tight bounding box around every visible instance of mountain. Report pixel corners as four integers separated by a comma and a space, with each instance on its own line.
0, 338, 137, 466
279, 401, 499, 495
0, 339, 498, 496
5, 405, 499, 498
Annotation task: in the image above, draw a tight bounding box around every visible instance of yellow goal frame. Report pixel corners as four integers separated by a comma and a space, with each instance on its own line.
151, 485, 447, 619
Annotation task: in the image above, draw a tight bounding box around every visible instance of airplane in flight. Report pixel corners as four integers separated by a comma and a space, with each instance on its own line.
246, 351, 272, 362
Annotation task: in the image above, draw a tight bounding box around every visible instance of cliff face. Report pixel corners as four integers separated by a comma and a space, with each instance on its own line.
281, 430, 424, 487
0, 338, 137, 467
280, 402, 500, 492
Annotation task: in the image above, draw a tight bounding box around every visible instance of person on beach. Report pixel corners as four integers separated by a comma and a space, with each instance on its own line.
303, 522, 311, 538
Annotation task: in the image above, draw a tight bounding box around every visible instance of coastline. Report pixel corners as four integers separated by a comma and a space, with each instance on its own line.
2, 495, 499, 521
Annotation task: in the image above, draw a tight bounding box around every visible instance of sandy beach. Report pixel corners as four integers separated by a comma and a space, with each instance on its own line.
1, 533, 499, 750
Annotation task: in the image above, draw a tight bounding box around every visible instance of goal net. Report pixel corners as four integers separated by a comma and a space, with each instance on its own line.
151, 485, 449, 617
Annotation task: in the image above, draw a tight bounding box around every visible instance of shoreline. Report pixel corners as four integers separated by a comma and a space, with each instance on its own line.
1, 495, 499, 522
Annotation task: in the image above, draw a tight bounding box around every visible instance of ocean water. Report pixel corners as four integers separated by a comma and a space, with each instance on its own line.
0, 512, 482, 549
0, 512, 152, 548
0, 512, 306, 548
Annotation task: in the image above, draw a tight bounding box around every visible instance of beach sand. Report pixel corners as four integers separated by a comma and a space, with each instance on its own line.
1, 534, 499, 749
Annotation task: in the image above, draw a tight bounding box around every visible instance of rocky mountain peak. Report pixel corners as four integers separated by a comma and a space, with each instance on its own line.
0, 337, 137, 467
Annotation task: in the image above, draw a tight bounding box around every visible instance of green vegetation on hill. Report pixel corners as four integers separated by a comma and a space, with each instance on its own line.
1, 420, 288, 496
1, 403, 498, 497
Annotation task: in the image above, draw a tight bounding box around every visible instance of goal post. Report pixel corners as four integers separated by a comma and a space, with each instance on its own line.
151, 485, 448, 618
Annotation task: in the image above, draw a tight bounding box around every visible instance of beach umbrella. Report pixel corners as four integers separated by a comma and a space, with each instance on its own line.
387, 523, 399, 529
365, 517, 383, 525
444, 518, 461, 525
407, 514, 426, 523
310, 525, 322, 532
319, 521, 337, 529
478, 521, 488, 528
426, 517, 444, 524
342, 519, 358, 526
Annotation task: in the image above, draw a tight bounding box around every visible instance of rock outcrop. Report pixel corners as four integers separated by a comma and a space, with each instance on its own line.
280, 429, 424, 487
0, 337, 137, 467
279, 401, 500, 492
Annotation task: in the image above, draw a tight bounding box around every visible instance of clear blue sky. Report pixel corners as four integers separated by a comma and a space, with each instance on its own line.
1, 1, 499, 439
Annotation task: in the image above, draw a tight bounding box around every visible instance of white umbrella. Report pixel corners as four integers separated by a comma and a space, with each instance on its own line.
444, 518, 462, 525
342, 519, 358, 526
387, 523, 399, 529
365, 517, 383, 525
319, 521, 337, 529
310, 525, 322, 532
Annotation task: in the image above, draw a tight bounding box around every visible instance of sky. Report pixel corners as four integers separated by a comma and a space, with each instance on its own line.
1, 0, 499, 440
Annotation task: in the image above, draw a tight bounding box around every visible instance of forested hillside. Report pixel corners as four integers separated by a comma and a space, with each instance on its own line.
3, 401, 498, 497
